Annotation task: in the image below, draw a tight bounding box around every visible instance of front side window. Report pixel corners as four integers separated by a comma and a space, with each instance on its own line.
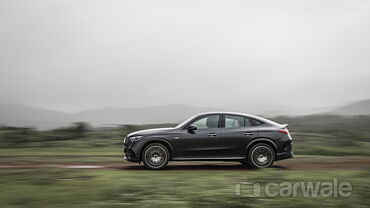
190, 115, 220, 129
225, 115, 245, 128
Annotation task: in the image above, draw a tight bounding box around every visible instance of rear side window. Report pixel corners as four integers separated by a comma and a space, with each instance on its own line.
245, 118, 264, 126
252, 119, 264, 126
225, 115, 245, 128
245, 118, 254, 127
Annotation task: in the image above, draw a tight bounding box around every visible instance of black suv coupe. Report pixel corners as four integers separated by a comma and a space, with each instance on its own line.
123, 112, 293, 169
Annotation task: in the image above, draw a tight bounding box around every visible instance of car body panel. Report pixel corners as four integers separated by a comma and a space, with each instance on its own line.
179, 127, 222, 157
219, 126, 259, 157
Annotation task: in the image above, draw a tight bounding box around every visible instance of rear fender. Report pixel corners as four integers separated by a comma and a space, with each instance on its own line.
245, 138, 278, 156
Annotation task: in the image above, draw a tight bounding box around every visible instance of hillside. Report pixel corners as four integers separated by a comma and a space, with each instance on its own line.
329, 99, 370, 115
0, 99, 369, 129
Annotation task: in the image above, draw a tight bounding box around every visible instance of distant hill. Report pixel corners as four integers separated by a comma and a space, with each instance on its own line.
0, 104, 71, 129
329, 99, 370, 115
0, 104, 224, 129
0, 99, 369, 129
73, 104, 225, 125
227, 102, 304, 116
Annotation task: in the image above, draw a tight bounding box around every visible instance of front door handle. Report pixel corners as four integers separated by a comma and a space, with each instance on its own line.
208, 133, 217, 137
244, 132, 254, 136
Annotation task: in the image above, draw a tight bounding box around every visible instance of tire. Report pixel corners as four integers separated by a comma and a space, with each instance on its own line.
142, 143, 169, 170
247, 143, 275, 168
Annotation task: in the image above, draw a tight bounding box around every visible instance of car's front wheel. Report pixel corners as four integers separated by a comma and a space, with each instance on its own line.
247, 143, 275, 168
142, 143, 169, 170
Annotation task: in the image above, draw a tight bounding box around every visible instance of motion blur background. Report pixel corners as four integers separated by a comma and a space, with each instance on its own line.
0, 0, 370, 207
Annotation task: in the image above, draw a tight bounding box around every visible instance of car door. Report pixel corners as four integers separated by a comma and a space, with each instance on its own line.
219, 115, 259, 157
179, 114, 221, 158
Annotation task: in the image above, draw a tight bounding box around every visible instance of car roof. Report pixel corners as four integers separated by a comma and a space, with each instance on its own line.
195, 111, 282, 126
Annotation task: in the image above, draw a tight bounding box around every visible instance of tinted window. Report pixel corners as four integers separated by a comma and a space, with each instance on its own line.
225, 115, 245, 128
251, 119, 264, 126
245, 118, 253, 127
190, 115, 219, 129
245, 118, 264, 126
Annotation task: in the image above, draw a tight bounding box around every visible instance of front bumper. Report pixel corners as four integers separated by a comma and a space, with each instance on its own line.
123, 147, 140, 162
123, 137, 141, 162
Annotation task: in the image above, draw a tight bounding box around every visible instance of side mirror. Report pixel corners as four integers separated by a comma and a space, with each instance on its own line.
187, 125, 197, 132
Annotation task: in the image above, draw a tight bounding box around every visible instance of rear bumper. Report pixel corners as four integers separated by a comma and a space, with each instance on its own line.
276, 151, 293, 161
276, 140, 293, 161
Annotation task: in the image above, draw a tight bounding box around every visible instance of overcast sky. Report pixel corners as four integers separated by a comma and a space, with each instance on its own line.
1, 0, 369, 112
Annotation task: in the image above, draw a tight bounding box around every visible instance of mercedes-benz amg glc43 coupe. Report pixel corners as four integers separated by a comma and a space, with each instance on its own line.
123, 112, 293, 169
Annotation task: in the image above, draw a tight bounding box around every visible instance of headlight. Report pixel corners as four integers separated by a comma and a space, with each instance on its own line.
129, 136, 143, 142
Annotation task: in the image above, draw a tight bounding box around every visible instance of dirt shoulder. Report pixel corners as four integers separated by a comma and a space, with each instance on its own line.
1, 157, 370, 170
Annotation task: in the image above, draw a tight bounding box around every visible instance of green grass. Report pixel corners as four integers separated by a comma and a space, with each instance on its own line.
0, 147, 122, 157
0, 168, 370, 208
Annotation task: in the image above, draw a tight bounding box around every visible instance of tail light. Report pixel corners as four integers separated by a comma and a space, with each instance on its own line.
278, 129, 289, 134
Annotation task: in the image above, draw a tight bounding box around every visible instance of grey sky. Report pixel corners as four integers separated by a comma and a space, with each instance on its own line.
1, 0, 370, 112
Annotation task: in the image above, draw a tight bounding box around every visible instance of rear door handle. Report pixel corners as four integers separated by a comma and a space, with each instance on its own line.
208, 133, 217, 137
244, 132, 254, 136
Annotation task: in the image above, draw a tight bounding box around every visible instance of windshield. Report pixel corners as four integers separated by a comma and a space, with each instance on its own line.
175, 115, 198, 128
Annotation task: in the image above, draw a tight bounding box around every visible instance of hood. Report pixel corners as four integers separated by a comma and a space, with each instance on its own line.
127, 127, 175, 137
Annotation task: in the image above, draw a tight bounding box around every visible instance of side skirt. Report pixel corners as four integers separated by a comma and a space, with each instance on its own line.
171, 157, 245, 161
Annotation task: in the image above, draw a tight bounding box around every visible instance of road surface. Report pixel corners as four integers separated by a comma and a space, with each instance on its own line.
1, 158, 370, 170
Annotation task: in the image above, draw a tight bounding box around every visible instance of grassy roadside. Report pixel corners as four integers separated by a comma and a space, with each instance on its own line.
1, 154, 370, 165
0, 168, 369, 208
0, 147, 122, 157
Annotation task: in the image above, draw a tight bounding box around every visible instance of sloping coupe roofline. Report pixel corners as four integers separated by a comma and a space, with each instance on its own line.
195, 111, 282, 127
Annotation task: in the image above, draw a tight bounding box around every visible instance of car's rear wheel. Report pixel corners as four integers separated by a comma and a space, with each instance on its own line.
142, 143, 169, 170
247, 143, 275, 168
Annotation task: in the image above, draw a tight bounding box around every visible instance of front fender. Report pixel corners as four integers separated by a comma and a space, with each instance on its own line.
139, 137, 175, 159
